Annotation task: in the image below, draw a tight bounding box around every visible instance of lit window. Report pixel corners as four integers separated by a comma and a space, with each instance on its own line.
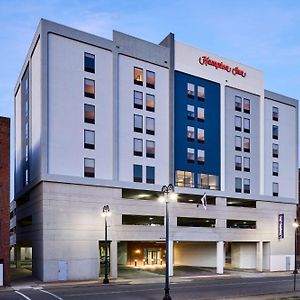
197, 149, 205, 164
235, 136, 242, 151
134, 91, 143, 109
133, 164, 142, 182
146, 70, 155, 89
187, 105, 195, 120
272, 125, 278, 140
197, 128, 205, 143
244, 98, 250, 113
134, 114, 143, 133
244, 178, 250, 194
146, 140, 155, 158
187, 126, 195, 141
243, 137, 250, 153
197, 107, 204, 122
273, 162, 279, 176
84, 104, 95, 124
134, 67, 143, 86
198, 174, 218, 190
244, 118, 250, 133
84, 52, 95, 73
187, 148, 195, 163
244, 157, 250, 172
84, 78, 95, 98
235, 96, 242, 111
176, 170, 194, 187
146, 117, 155, 135
134, 138, 143, 156
146, 166, 155, 184
197, 86, 205, 99
235, 177, 242, 193
84, 158, 95, 177
235, 156, 242, 171
273, 107, 279, 121
272, 143, 279, 158
273, 182, 279, 196
235, 116, 242, 131
84, 130, 95, 149
187, 83, 195, 98
146, 94, 155, 112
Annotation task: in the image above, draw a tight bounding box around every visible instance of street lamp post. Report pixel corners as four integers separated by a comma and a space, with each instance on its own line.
102, 205, 111, 284
293, 218, 299, 291
160, 184, 177, 300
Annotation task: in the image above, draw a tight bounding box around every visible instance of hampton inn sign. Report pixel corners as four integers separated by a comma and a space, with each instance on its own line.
199, 55, 247, 78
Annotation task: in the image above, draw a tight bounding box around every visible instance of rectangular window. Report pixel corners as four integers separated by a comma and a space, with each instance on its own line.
187, 126, 195, 141
244, 178, 250, 194
273, 162, 279, 176
273, 125, 278, 139
187, 104, 195, 120
134, 67, 143, 85
244, 118, 250, 133
84, 158, 95, 177
244, 157, 250, 172
244, 98, 250, 113
197, 86, 205, 99
197, 128, 205, 143
273, 182, 279, 196
235, 155, 242, 171
84, 52, 95, 73
146, 140, 155, 158
243, 137, 250, 153
84, 130, 95, 149
235, 177, 242, 193
133, 164, 142, 182
146, 70, 155, 89
227, 220, 256, 229
235, 116, 242, 131
146, 166, 155, 184
176, 170, 194, 187
227, 198, 256, 208
197, 149, 205, 164
134, 114, 143, 133
235, 136, 242, 151
235, 96, 242, 111
134, 138, 143, 156
198, 174, 219, 190
84, 78, 95, 98
197, 107, 205, 122
122, 215, 163, 226
272, 143, 279, 158
146, 117, 155, 135
187, 148, 195, 163
187, 83, 195, 98
273, 106, 279, 121
84, 104, 95, 124
146, 94, 155, 112
134, 91, 143, 109
177, 217, 215, 228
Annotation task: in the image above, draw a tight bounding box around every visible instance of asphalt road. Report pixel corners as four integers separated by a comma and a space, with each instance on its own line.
1, 276, 300, 300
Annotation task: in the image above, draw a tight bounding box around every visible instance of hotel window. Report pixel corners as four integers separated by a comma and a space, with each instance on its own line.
84, 52, 95, 73
243, 137, 250, 153
235, 96, 242, 112
197, 107, 205, 122
134, 91, 143, 109
273, 162, 279, 176
187, 83, 195, 98
84, 158, 95, 177
235, 177, 242, 193
244, 118, 250, 133
187, 126, 195, 141
176, 170, 194, 187
134, 114, 143, 133
84, 104, 95, 124
146, 140, 155, 158
146, 166, 155, 184
133, 138, 143, 156
146, 94, 155, 112
197, 85, 205, 100
187, 105, 195, 120
187, 148, 195, 163
273, 182, 279, 196
272, 125, 278, 139
235, 116, 242, 131
146, 117, 155, 135
84, 130, 95, 149
273, 106, 279, 121
235, 136, 242, 151
197, 128, 205, 143
198, 174, 218, 190
235, 155, 242, 171
197, 149, 205, 164
84, 78, 95, 98
244, 178, 250, 194
244, 98, 250, 114
272, 143, 279, 158
244, 157, 250, 172
146, 70, 155, 89
133, 164, 143, 182
134, 67, 143, 86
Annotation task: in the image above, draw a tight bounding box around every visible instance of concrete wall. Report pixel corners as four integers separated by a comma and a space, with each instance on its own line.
231, 243, 256, 269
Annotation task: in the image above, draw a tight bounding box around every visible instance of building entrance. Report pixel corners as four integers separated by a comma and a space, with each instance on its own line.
146, 248, 162, 265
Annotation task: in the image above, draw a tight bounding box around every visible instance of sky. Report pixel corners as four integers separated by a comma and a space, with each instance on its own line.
0, 0, 300, 197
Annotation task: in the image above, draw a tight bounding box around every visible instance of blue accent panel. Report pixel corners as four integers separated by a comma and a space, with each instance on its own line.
174, 71, 221, 187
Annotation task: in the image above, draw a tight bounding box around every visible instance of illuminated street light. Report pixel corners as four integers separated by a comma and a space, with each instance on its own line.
102, 205, 111, 284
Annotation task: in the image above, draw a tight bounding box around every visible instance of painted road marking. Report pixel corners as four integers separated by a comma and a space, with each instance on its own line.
40, 289, 63, 300
14, 291, 31, 300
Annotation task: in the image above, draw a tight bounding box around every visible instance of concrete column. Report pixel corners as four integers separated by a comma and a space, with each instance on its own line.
256, 241, 263, 272
14, 245, 21, 268
217, 241, 224, 274
168, 240, 174, 276
110, 241, 118, 279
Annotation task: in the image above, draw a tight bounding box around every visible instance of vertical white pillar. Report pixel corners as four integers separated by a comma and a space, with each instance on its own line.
110, 240, 118, 279
256, 241, 263, 272
217, 241, 224, 274
169, 240, 174, 276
